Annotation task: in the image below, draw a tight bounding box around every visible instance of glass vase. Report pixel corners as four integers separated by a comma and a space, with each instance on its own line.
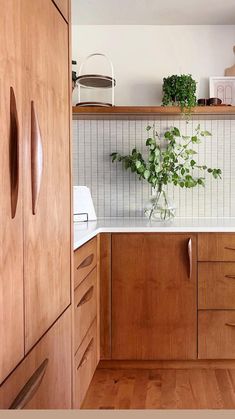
144, 186, 176, 221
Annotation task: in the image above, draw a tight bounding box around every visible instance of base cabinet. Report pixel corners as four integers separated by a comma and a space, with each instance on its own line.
0, 307, 72, 409
111, 233, 197, 360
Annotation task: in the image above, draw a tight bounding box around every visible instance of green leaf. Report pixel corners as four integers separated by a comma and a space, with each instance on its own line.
135, 161, 142, 169
146, 125, 152, 131
144, 170, 150, 180
172, 127, 180, 137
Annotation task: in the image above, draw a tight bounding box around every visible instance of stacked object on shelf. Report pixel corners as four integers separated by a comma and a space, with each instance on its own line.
76, 53, 116, 107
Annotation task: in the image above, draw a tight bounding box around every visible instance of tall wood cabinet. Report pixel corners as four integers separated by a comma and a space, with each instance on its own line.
0, 0, 71, 389
0, 0, 24, 383
112, 234, 197, 360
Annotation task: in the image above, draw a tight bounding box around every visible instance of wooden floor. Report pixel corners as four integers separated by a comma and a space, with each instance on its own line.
82, 368, 235, 409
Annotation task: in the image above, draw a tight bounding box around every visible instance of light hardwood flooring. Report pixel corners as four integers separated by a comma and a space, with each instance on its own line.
82, 368, 235, 409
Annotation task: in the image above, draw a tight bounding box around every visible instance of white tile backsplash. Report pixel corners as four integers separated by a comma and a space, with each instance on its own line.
73, 117, 235, 218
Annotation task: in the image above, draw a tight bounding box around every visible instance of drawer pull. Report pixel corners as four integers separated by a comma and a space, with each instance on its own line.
9, 87, 19, 219
225, 323, 235, 328
224, 246, 235, 251
77, 339, 94, 370
188, 238, 192, 280
77, 254, 94, 270
9, 359, 48, 409
77, 286, 94, 308
225, 275, 235, 279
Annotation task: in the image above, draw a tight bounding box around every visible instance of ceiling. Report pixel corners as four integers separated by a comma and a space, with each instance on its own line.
72, 0, 235, 25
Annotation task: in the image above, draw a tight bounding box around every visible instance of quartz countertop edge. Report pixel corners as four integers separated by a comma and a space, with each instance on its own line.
73, 218, 235, 250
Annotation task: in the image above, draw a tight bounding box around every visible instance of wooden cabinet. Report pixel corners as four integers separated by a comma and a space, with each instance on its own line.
198, 311, 235, 359
0, 308, 72, 409
198, 233, 235, 261
0, 0, 24, 384
111, 234, 197, 360
0, 0, 71, 389
198, 262, 235, 309
53, 0, 69, 21
74, 320, 98, 409
73, 238, 100, 408
22, 0, 71, 351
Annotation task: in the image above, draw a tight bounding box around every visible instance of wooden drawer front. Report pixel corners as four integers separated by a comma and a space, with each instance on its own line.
198, 234, 235, 261
198, 310, 235, 359
74, 268, 97, 352
0, 307, 72, 409
198, 262, 235, 309
74, 238, 97, 289
74, 320, 98, 409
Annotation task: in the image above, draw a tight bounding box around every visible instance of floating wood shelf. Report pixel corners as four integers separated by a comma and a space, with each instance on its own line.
72, 105, 235, 120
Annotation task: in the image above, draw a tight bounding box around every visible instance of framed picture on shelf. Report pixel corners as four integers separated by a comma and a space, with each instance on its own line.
210, 76, 235, 105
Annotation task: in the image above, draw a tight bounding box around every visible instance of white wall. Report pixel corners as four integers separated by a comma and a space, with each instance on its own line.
72, 25, 235, 106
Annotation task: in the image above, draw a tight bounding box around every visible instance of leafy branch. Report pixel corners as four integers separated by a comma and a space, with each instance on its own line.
111, 124, 222, 191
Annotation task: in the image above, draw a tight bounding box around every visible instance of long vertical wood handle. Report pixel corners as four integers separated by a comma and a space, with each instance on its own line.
9, 359, 48, 409
31, 101, 43, 215
188, 238, 192, 280
9, 87, 19, 218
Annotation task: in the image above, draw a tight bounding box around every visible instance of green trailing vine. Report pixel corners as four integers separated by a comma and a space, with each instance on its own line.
162, 74, 197, 114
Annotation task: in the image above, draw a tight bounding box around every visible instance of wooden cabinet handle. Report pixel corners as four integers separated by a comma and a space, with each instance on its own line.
225, 275, 235, 279
31, 101, 43, 215
188, 238, 192, 280
77, 339, 94, 370
9, 87, 19, 218
224, 246, 235, 251
77, 254, 94, 270
77, 286, 94, 308
9, 359, 48, 409
225, 323, 235, 328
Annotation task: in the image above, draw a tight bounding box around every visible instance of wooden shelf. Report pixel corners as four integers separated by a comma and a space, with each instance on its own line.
72, 105, 235, 120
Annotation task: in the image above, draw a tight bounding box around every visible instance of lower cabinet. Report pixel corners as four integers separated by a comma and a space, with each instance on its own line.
111, 233, 197, 360
73, 237, 99, 408
74, 320, 98, 409
0, 307, 72, 409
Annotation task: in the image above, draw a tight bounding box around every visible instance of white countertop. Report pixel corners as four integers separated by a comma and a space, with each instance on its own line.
74, 217, 235, 250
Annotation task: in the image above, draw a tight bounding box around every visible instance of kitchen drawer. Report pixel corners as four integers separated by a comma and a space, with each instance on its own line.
0, 307, 71, 409
198, 310, 235, 359
198, 262, 235, 309
74, 238, 97, 289
74, 267, 97, 353
74, 319, 98, 409
198, 233, 235, 261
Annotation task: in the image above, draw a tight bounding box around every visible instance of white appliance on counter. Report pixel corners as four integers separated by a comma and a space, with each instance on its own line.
73, 186, 97, 222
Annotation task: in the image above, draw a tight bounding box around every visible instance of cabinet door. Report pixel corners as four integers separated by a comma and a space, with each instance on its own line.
22, 0, 71, 351
0, 0, 24, 383
0, 307, 72, 409
112, 234, 197, 360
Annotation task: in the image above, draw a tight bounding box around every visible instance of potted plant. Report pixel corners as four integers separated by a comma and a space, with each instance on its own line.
111, 124, 222, 221
162, 74, 197, 113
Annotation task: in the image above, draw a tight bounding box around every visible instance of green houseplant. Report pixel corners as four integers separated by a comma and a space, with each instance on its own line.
111, 124, 222, 221
162, 74, 197, 113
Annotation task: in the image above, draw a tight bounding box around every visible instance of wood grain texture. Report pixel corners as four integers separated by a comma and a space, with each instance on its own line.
82, 367, 235, 409
72, 106, 235, 121
98, 359, 235, 369
198, 262, 235, 309
0, 307, 72, 409
53, 0, 69, 21
112, 233, 197, 360
198, 310, 235, 359
74, 267, 97, 353
198, 233, 235, 261
74, 319, 98, 409
99, 234, 112, 360
22, 0, 71, 351
74, 237, 97, 289
0, 0, 24, 384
